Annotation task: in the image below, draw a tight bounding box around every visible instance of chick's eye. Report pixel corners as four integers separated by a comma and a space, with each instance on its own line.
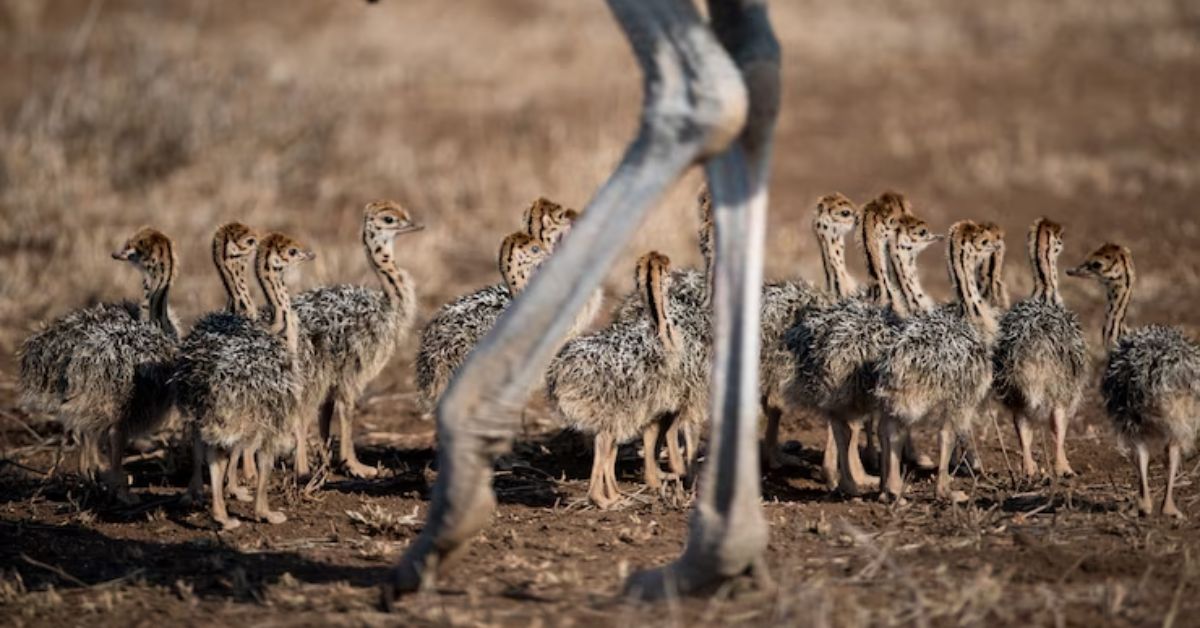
840, 210, 851, 217
1090, 261, 1102, 270
289, 248, 298, 256
919, 229, 928, 236
531, 245, 541, 254
383, 216, 396, 224
246, 238, 256, 246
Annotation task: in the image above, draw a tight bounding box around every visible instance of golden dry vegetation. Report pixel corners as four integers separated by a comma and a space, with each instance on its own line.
2, 1, 1200, 626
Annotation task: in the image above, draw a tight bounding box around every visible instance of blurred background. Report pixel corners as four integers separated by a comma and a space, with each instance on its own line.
1, 0, 1198, 381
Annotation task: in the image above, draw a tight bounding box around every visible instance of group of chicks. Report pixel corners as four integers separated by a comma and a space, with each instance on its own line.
16, 186, 1200, 529
20, 202, 422, 528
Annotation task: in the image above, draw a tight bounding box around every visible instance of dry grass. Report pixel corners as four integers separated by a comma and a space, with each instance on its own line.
2, 1, 1200, 626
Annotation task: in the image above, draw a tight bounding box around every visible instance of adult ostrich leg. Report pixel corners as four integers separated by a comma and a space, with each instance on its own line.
627, 0, 779, 598
384, 0, 775, 601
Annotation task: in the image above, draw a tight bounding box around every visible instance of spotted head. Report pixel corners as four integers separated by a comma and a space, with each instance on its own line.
813, 193, 859, 240
523, 197, 578, 252
1067, 242, 1135, 347
256, 232, 317, 280
213, 222, 259, 264
892, 214, 942, 255
499, 231, 549, 295
1028, 218, 1064, 264
211, 222, 260, 316
364, 200, 423, 238
113, 227, 178, 335
113, 227, 177, 283
1066, 242, 1134, 285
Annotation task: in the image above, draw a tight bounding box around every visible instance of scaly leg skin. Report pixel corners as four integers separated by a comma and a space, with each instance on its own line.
1013, 410, 1037, 478
665, 413, 686, 476
625, 1, 782, 595
821, 423, 839, 489
764, 400, 801, 469
845, 420, 879, 490
1162, 443, 1185, 520
293, 422, 310, 480
936, 423, 968, 504
207, 447, 240, 530
77, 431, 98, 479
1134, 442, 1152, 517
253, 448, 287, 524
878, 416, 905, 503
605, 436, 623, 505
104, 424, 138, 506
1051, 407, 1075, 478
241, 443, 257, 481
830, 419, 860, 496
626, 140, 775, 597
643, 422, 663, 490
226, 446, 253, 503
383, 0, 750, 604
588, 433, 620, 509
624, 1, 782, 594
337, 392, 378, 479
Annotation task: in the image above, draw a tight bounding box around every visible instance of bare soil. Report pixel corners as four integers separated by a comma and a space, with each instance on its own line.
3, 1, 1200, 626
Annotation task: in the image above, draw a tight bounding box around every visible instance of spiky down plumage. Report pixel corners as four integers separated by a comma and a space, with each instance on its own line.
415, 284, 513, 410
784, 297, 898, 416
1101, 325, 1200, 452
295, 283, 414, 401
992, 299, 1088, 418
547, 316, 679, 444
876, 304, 992, 431
172, 312, 314, 456
418, 283, 601, 411
18, 301, 176, 439
614, 268, 711, 429
760, 279, 829, 405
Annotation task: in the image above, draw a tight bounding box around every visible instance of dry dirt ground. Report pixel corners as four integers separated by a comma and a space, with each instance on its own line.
3, 1, 1200, 626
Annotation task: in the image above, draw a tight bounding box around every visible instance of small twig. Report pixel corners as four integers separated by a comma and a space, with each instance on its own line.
0, 409, 47, 443
0, 458, 49, 476
122, 450, 167, 465
989, 408, 1017, 488
20, 553, 88, 587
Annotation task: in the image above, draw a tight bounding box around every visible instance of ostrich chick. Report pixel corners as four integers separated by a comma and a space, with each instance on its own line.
547, 252, 681, 508
294, 201, 423, 478
18, 228, 178, 504
1068, 243, 1200, 518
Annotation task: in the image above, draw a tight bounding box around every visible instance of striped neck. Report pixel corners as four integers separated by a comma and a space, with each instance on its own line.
815, 221, 854, 299
980, 245, 1011, 309
212, 235, 257, 318
1029, 232, 1061, 305
860, 213, 901, 310
948, 233, 995, 333
140, 243, 177, 339
363, 223, 414, 311
889, 242, 933, 315
1103, 269, 1133, 349
258, 265, 298, 354
640, 256, 678, 354
145, 271, 177, 340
